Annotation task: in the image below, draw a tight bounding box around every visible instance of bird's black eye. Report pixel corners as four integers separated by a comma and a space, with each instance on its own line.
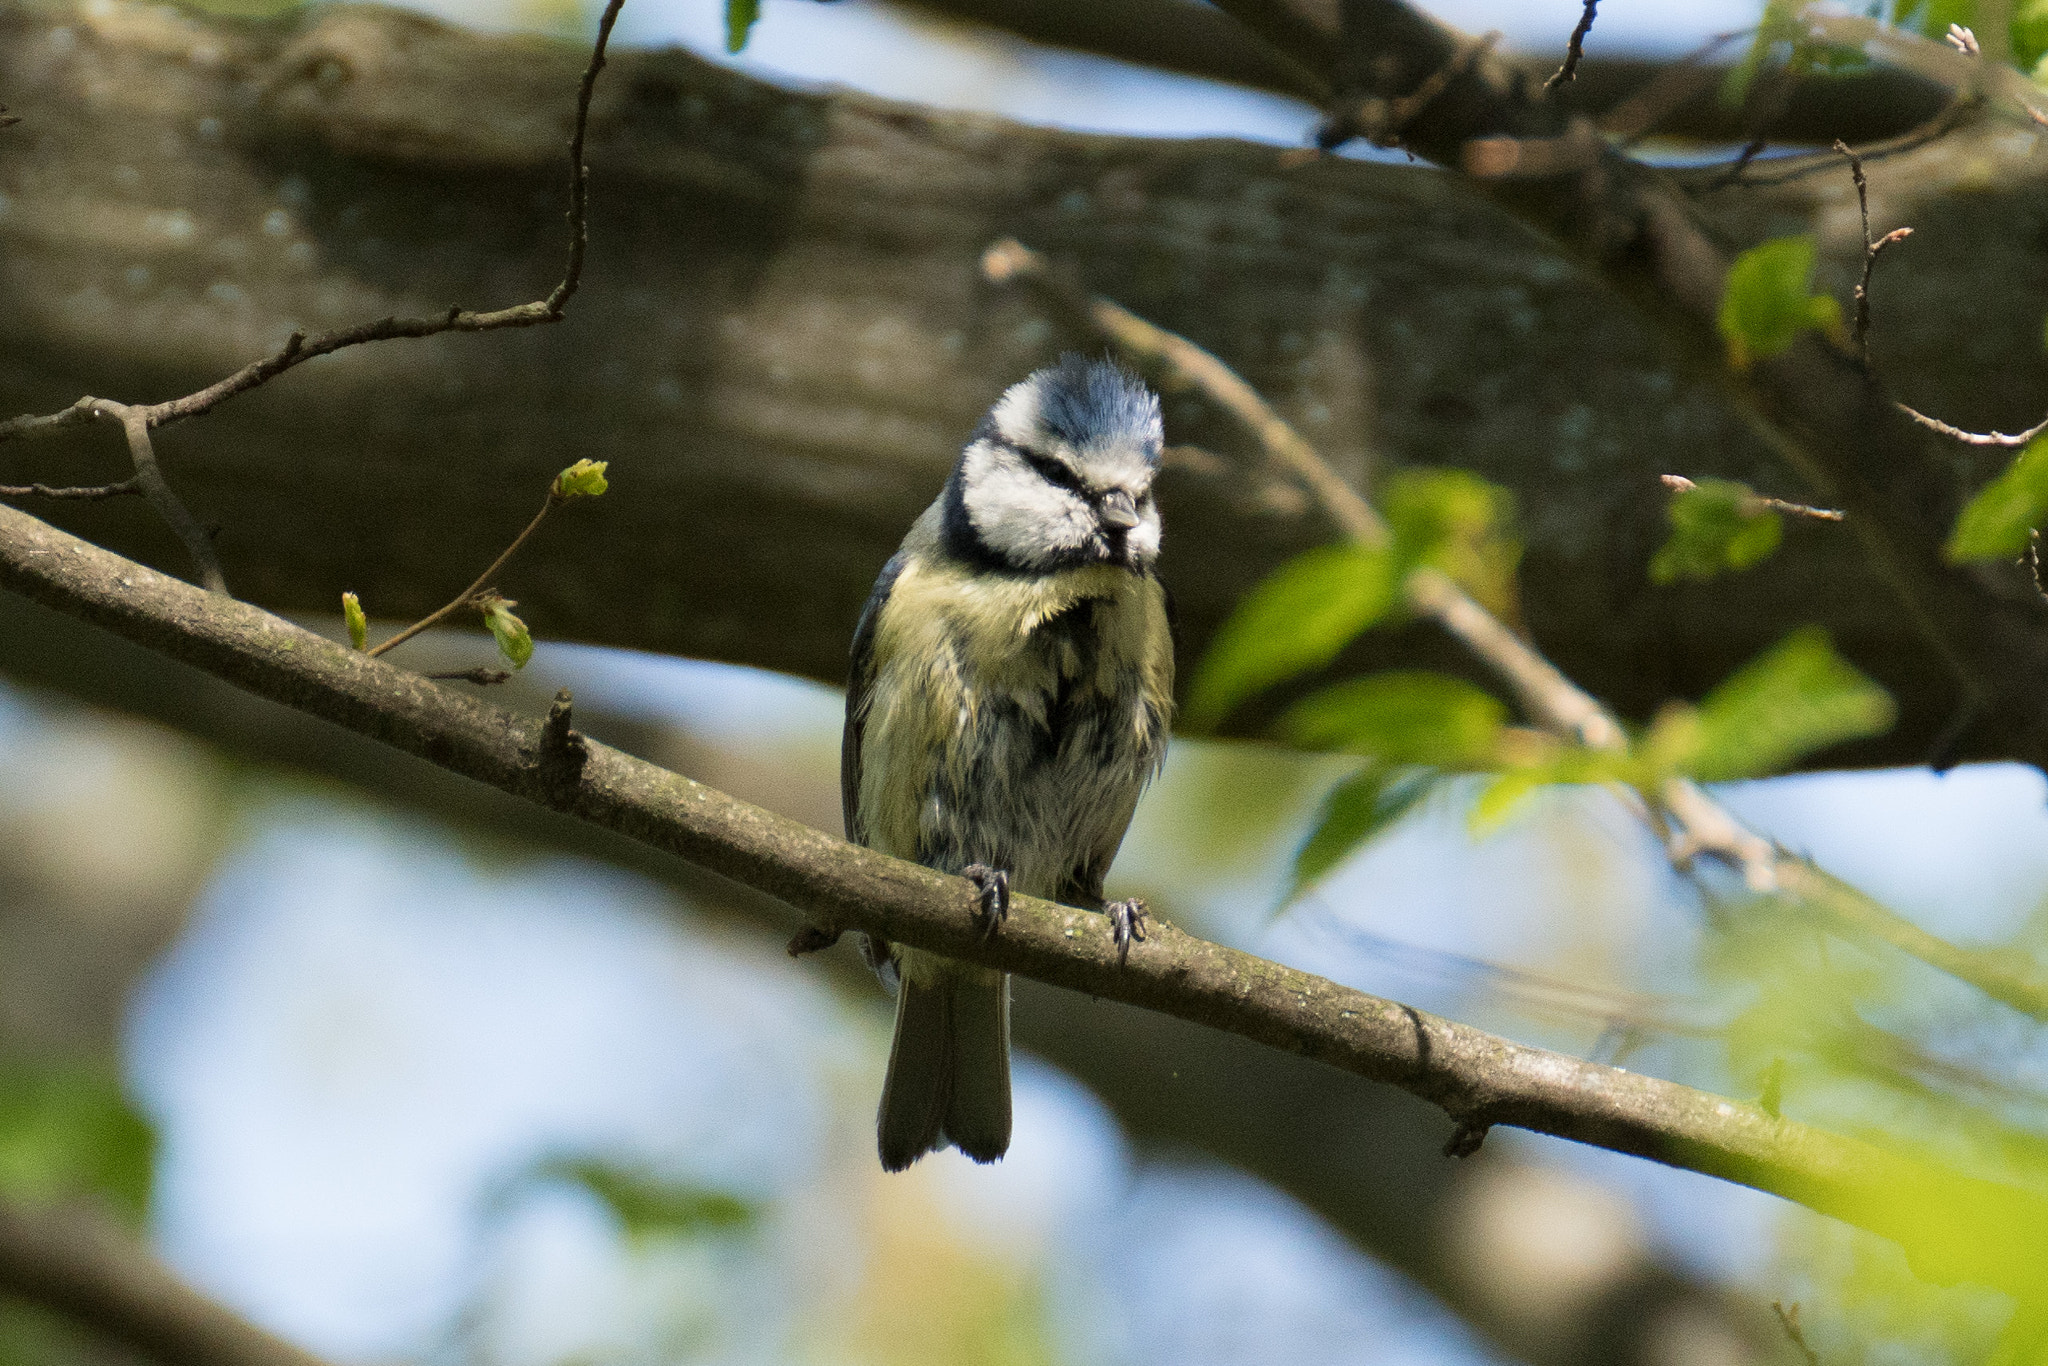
1021, 448, 1087, 496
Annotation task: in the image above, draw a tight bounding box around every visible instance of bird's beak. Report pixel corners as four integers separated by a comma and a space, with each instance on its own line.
1097, 489, 1141, 530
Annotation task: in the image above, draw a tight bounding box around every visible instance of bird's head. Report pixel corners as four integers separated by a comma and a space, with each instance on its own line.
945, 355, 1164, 574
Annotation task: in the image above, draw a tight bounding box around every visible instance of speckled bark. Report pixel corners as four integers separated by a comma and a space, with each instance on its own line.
7, 0, 2048, 769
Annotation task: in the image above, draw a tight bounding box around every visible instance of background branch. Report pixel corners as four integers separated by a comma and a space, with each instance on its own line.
0, 1199, 333, 1366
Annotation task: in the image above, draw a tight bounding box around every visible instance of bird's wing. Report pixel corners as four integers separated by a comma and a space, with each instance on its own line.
842, 551, 908, 846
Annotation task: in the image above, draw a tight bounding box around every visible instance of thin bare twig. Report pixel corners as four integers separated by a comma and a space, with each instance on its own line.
1545, 0, 1600, 89
1698, 93, 1975, 190
982, 234, 2048, 1024
1660, 474, 1845, 522
0, 0, 628, 586
2030, 530, 2047, 605
0, 478, 141, 501
365, 493, 557, 659
1832, 139, 1913, 367
103, 401, 227, 592
1895, 404, 2048, 448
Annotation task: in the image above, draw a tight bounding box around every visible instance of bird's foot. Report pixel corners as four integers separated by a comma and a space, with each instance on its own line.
1106, 897, 1148, 965
963, 864, 1010, 940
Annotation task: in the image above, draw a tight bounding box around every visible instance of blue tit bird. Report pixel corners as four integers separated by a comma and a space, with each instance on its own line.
842, 354, 1175, 1172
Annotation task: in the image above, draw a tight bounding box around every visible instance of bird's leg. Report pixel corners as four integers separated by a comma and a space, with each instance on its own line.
1105, 898, 1148, 965
962, 864, 1010, 940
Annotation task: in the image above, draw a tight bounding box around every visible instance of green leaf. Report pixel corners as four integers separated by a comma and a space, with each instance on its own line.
1183, 543, 1398, 732
342, 591, 367, 651
1467, 745, 1633, 833
724, 0, 760, 53
543, 1157, 757, 1241
1684, 627, 1895, 781
553, 459, 609, 500
0, 1062, 154, 1221
1717, 236, 1845, 370
1287, 763, 1440, 901
1383, 468, 1521, 620
1650, 478, 1784, 584
479, 596, 534, 669
1278, 671, 1506, 768
1946, 436, 2048, 562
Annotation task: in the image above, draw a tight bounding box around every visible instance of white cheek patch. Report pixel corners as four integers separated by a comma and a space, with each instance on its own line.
965, 450, 1095, 563
1125, 506, 1163, 562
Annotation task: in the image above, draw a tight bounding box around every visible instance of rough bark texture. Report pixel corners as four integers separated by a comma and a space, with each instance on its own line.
6, 0, 2046, 768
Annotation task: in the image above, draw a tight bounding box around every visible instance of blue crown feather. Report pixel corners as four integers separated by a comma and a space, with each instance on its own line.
1033, 355, 1162, 461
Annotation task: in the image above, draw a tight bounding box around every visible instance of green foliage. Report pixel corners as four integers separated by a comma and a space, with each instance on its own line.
0, 1061, 154, 1221
1287, 764, 1441, 899
724, 0, 760, 53
1717, 236, 1845, 370
0, 1302, 104, 1366
1382, 468, 1521, 620
479, 595, 534, 668
1719, 0, 1803, 108
1182, 543, 1397, 732
342, 591, 367, 651
553, 458, 610, 500
1186, 467, 1520, 733
2019, 0, 2048, 72
1466, 630, 1889, 828
1276, 670, 1505, 896
1467, 743, 1631, 832
541, 1157, 757, 1242
1279, 671, 1506, 768
1946, 436, 2048, 561
1666, 627, 1895, 782
1649, 478, 1784, 584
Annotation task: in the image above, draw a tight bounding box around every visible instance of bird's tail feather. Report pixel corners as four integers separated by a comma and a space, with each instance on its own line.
877, 961, 1010, 1171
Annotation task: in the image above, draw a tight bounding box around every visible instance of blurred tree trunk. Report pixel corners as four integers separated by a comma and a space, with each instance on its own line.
5, 0, 2045, 769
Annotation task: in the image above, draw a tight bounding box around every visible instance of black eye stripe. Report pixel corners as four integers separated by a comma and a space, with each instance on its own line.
1020, 447, 1087, 495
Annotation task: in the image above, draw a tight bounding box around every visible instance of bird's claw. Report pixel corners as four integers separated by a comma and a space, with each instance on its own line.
1106, 897, 1148, 964
963, 864, 1010, 940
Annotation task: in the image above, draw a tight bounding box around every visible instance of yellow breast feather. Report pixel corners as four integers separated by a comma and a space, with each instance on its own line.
857, 555, 1172, 860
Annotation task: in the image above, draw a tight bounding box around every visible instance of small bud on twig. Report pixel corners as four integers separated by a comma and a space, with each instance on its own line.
342, 591, 368, 651
552, 458, 610, 500
477, 593, 534, 668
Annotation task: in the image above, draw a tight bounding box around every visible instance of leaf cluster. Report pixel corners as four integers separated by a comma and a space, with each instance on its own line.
1187, 463, 1894, 902
1651, 478, 1785, 584
1184, 468, 1519, 734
